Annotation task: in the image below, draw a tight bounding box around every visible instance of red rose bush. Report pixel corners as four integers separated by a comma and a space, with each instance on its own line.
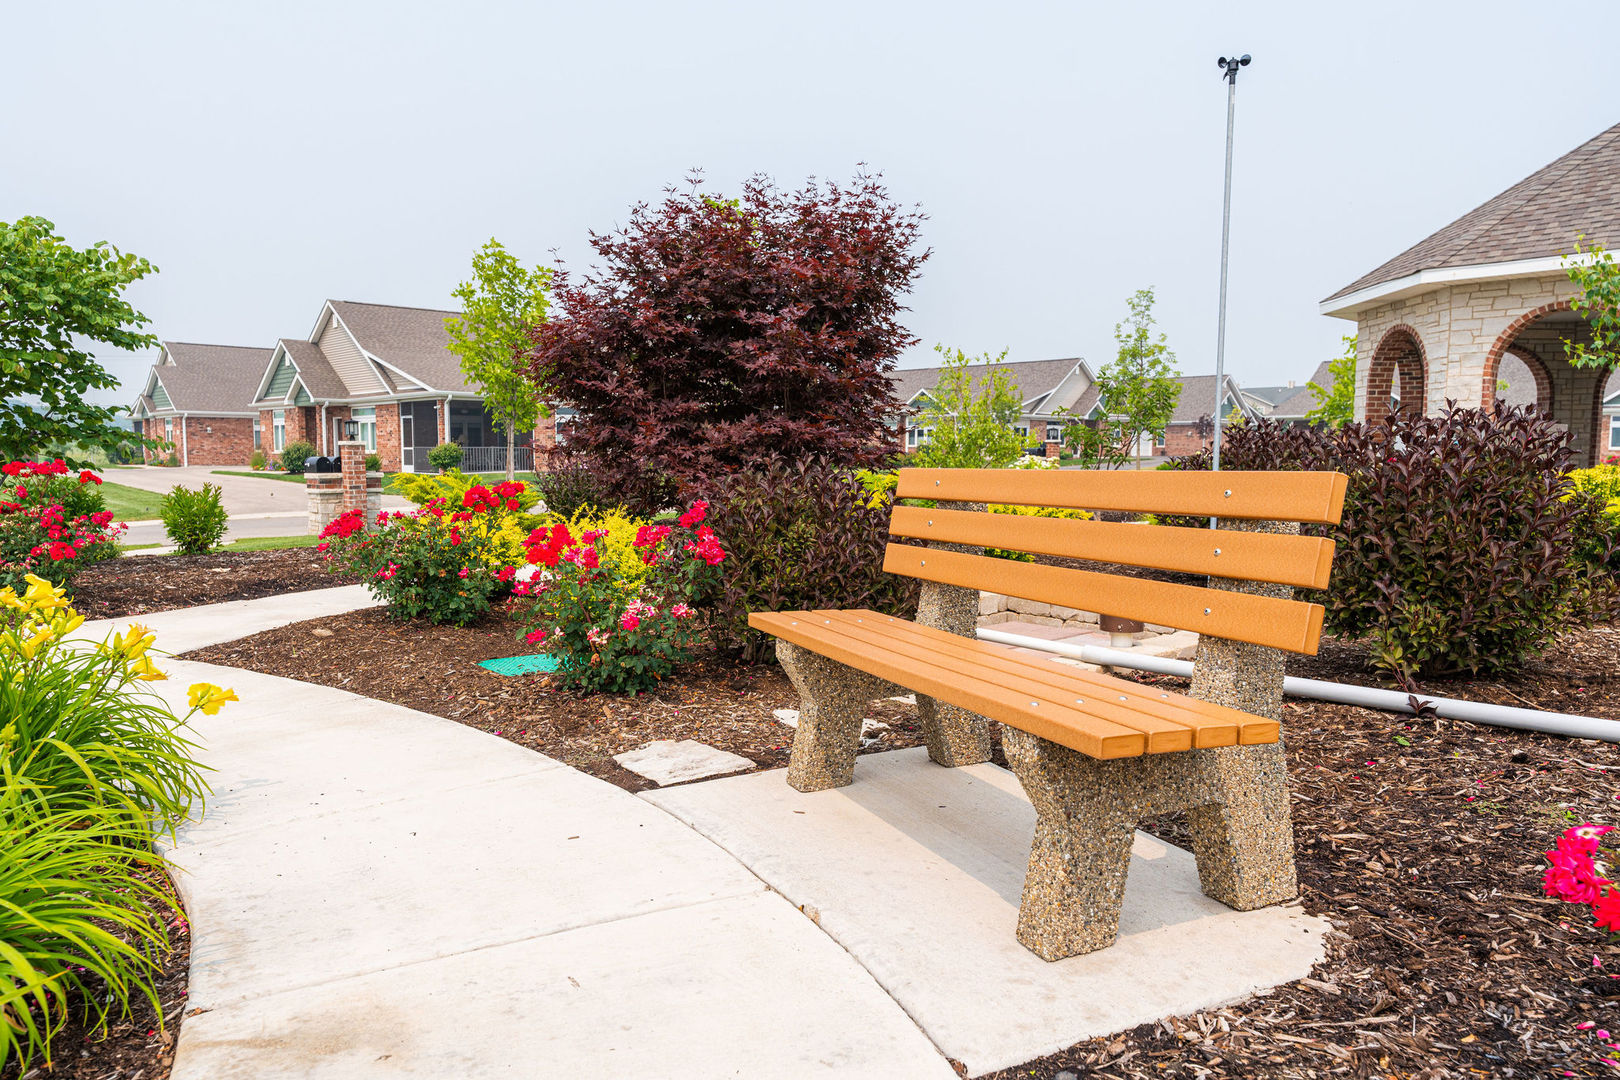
0, 460, 123, 589
513, 499, 725, 694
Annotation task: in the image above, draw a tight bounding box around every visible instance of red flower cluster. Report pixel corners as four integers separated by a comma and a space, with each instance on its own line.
683, 525, 725, 566
677, 499, 708, 529
525, 522, 575, 568
1544, 823, 1620, 931
2, 460, 69, 478
462, 480, 525, 514
319, 508, 368, 540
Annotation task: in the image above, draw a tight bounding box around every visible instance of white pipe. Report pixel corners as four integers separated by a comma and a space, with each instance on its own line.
975, 626, 1620, 744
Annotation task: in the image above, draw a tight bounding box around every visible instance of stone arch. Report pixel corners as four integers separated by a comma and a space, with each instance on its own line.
1499, 345, 1554, 412
1368, 324, 1428, 419
1480, 299, 1573, 407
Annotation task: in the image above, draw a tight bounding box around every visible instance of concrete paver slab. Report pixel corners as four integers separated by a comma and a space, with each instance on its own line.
613, 738, 755, 785
173, 892, 957, 1080
644, 748, 1330, 1076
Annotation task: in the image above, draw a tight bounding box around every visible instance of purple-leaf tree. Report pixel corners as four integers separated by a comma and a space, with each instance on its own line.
526, 171, 928, 514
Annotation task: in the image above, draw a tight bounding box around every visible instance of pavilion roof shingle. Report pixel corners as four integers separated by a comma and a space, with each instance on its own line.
1326, 121, 1620, 303
152, 343, 272, 414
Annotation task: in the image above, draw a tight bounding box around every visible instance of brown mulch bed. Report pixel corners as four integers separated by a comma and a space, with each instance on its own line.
3, 872, 191, 1080
69, 549, 357, 620
185, 608, 1620, 1078
185, 607, 930, 792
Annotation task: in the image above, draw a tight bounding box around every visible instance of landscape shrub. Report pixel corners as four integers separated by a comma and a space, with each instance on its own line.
277, 440, 315, 474
856, 458, 1090, 561
427, 442, 464, 472
160, 482, 228, 555
526, 171, 927, 516
1568, 488, 1620, 622
513, 501, 724, 694
317, 484, 524, 624
706, 459, 919, 663
0, 461, 123, 590
364, 452, 382, 472
249, 449, 266, 470
0, 574, 225, 1073
532, 456, 609, 518
388, 469, 542, 513
1171, 402, 1590, 679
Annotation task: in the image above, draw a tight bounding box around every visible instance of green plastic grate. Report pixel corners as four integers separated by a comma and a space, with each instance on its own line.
479, 654, 561, 676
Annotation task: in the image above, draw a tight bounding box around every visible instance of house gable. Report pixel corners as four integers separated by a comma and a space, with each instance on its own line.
315, 306, 388, 396
151, 379, 172, 410
265, 353, 298, 400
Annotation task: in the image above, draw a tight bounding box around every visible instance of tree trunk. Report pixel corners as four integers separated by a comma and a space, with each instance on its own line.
506, 424, 515, 483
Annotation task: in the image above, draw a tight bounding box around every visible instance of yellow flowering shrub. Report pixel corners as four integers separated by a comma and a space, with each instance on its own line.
554, 506, 651, 592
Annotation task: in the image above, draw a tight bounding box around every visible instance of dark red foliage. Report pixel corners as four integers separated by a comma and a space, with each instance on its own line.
526, 172, 929, 515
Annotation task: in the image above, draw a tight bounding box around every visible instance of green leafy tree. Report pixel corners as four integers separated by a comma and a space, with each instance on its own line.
1306, 335, 1357, 429
445, 239, 553, 481
1564, 238, 1620, 371
0, 217, 158, 464
1095, 288, 1181, 467
1054, 405, 1129, 469
910, 345, 1029, 469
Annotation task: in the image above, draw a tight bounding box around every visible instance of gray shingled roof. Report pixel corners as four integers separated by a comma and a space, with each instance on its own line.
330, 300, 472, 394
278, 338, 349, 400
1266, 362, 1335, 420
888, 356, 1085, 411
149, 343, 271, 414
1168, 375, 1251, 425
1326, 122, 1620, 302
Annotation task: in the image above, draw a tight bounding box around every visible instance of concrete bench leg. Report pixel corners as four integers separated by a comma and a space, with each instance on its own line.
1185, 517, 1301, 910
914, 578, 993, 768
778, 641, 893, 793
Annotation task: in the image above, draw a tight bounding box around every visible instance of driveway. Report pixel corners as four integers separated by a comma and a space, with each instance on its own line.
107, 465, 410, 544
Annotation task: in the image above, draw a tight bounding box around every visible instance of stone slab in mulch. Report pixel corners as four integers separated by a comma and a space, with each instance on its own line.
613, 739, 755, 786
644, 747, 1330, 1076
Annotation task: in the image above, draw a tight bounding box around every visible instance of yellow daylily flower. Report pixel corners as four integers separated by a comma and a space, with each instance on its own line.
187, 682, 238, 715
13, 626, 55, 661
130, 654, 167, 682
106, 623, 156, 663
0, 587, 24, 610
49, 611, 84, 638
21, 575, 68, 615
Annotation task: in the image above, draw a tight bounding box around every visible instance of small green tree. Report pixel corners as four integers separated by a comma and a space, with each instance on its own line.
1054, 405, 1129, 469
0, 217, 159, 464
910, 345, 1028, 469
1095, 288, 1181, 466
445, 239, 553, 481
1565, 238, 1620, 371
1305, 335, 1357, 429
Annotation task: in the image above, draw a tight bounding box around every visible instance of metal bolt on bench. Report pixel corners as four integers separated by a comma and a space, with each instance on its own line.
749, 466, 1348, 961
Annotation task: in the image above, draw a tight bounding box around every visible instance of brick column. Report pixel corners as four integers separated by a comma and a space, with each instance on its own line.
339, 440, 367, 515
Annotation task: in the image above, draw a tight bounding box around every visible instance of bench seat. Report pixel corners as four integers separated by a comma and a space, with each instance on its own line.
749, 609, 1278, 759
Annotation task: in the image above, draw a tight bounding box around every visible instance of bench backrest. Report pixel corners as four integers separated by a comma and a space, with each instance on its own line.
885, 468, 1349, 655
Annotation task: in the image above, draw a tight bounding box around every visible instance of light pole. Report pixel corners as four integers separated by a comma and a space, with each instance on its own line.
1211, 53, 1250, 472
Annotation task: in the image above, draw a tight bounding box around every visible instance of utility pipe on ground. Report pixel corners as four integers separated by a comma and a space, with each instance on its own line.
975, 626, 1620, 744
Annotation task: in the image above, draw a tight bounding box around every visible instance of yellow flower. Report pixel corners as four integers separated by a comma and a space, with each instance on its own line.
130, 654, 167, 681
187, 682, 238, 715
21, 574, 68, 615
106, 623, 156, 663
11, 626, 55, 661
0, 587, 24, 610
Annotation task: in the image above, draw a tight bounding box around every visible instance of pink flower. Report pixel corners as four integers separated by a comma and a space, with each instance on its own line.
1546, 846, 1611, 905
1564, 824, 1615, 854
620, 612, 640, 631
1596, 890, 1620, 933
496, 566, 516, 582
678, 500, 708, 528
671, 603, 694, 619
458, 568, 470, 578
524, 629, 547, 645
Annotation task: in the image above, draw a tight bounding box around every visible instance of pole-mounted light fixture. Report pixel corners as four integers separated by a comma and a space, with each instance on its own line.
1210, 53, 1250, 474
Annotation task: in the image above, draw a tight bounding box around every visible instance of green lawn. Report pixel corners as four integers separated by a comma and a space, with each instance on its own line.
100, 481, 167, 521
210, 469, 304, 483
215, 534, 322, 552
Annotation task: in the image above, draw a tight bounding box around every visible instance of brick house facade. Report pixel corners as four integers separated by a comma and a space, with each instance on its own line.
130, 343, 270, 465
1322, 121, 1620, 468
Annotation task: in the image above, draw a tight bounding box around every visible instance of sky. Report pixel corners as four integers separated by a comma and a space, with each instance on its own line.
5, 0, 1619, 406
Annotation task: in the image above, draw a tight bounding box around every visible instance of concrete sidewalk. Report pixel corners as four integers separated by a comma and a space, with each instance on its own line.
108, 591, 954, 1079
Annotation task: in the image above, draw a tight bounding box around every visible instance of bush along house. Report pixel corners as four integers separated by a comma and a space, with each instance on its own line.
248, 300, 562, 473
130, 343, 271, 465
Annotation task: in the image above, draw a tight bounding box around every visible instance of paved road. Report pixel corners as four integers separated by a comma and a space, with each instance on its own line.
107, 465, 409, 544
75, 591, 954, 1079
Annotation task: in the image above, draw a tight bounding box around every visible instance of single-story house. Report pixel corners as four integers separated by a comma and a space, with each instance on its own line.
1321, 119, 1620, 467
889, 357, 1100, 457
1154, 375, 1256, 457
1240, 362, 1333, 428
1604, 374, 1620, 460
249, 300, 562, 473
129, 343, 271, 465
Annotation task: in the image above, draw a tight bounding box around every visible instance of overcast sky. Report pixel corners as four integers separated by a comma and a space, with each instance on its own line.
6, 1, 1619, 406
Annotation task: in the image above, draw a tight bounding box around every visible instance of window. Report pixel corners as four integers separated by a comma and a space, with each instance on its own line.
273, 410, 286, 451
252, 419, 262, 450
1610, 414, 1620, 451
906, 425, 932, 449
163, 418, 173, 443
352, 407, 377, 452
1045, 423, 1061, 443
553, 406, 577, 447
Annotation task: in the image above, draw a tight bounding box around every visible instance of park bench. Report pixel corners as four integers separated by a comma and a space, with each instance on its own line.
748, 466, 1348, 960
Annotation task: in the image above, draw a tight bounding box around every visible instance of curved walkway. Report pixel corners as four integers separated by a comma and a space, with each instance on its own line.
85, 589, 952, 1079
